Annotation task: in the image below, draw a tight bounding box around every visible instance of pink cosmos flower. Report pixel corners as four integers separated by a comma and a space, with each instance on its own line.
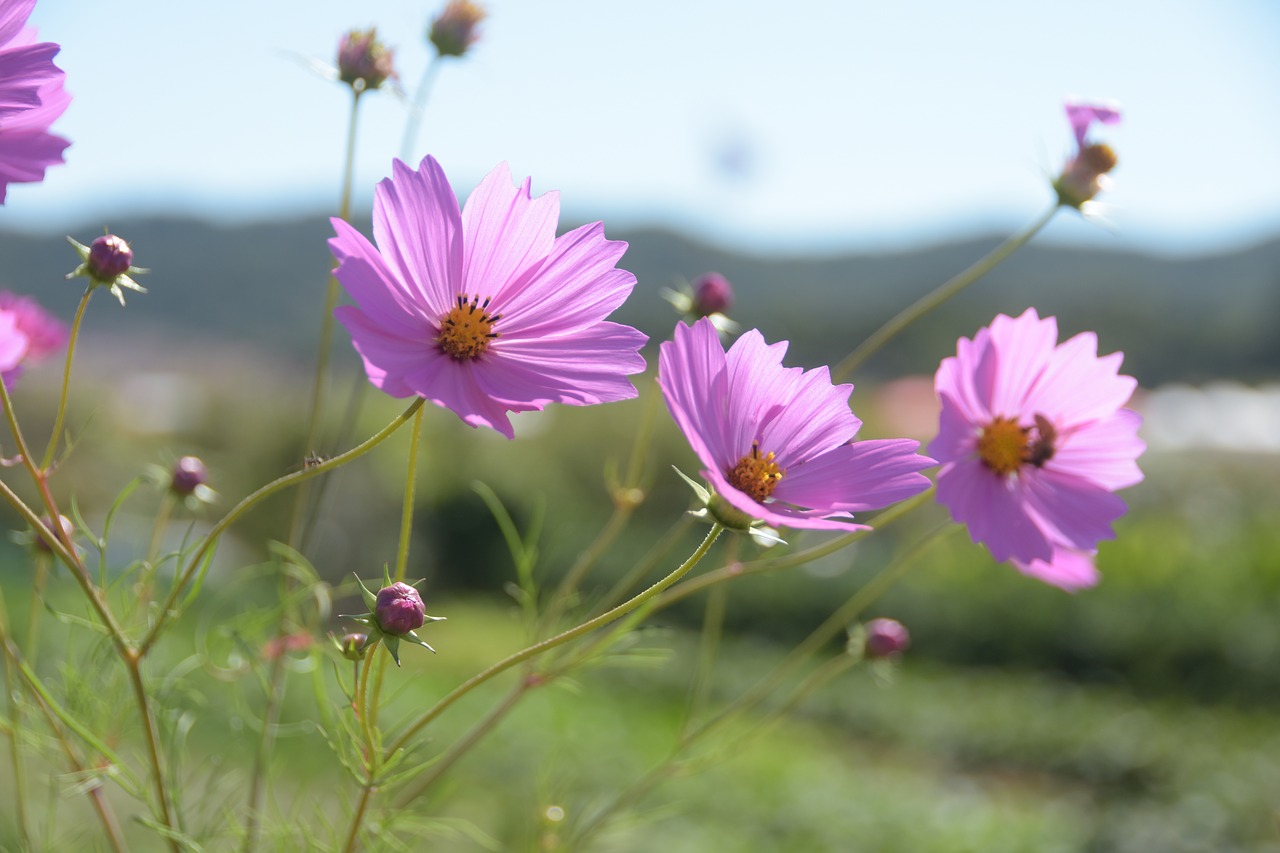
331, 156, 648, 438
658, 317, 934, 532
1056, 99, 1121, 210
0, 290, 67, 386
0, 0, 70, 203
929, 308, 1145, 590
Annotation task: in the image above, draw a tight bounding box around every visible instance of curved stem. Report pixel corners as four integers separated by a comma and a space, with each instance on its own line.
399, 56, 441, 162
832, 204, 1058, 382
139, 398, 424, 657
124, 657, 180, 851
387, 524, 725, 756
393, 405, 424, 582
41, 286, 93, 470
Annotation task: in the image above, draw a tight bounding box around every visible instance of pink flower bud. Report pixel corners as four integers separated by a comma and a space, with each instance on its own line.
338, 632, 369, 661
429, 1, 486, 58
170, 455, 208, 496
864, 618, 910, 659
338, 28, 396, 91
34, 514, 74, 553
691, 272, 734, 316
88, 235, 134, 281
374, 582, 425, 635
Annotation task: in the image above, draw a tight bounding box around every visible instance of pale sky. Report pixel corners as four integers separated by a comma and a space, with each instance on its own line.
9, 0, 1280, 256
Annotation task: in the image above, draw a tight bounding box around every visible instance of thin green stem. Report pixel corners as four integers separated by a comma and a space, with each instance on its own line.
41, 286, 93, 470
124, 657, 181, 852
388, 524, 725, 757
832, 204, 1058, 382
1, 600, 31, 849
290, 87, 365, 547
696, 521, 958, 740
391, 678, 530, 809
341, 782, 376, 853
394, 405, 425, 582
242, 569, 294, 853
399, 56, 441, 161
656, 486, 934, 609
139, 398, 424, 658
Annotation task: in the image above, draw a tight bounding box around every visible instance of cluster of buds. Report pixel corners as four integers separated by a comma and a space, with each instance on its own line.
429, 1, 486, 58
66, 233, 147, 305
341, 572, 445, 665
1054, 100, 1122, 211
337, 28, 396, 93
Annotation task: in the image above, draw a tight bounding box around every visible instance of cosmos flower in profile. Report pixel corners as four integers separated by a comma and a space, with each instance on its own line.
658, 317, 934, 532
0, 290, 66, 387
0, 0, 71, 203
1055, 98, 1121, 210
330, 156, 648, 438
929, 308, 1145, 590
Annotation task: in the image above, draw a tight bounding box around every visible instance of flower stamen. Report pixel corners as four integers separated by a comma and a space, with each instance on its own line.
978, 413, 1058, 475
437, 295, 500, 360
727, 441, 784, 502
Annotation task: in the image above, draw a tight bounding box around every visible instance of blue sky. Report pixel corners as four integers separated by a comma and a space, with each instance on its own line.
10, 0, 1280, 256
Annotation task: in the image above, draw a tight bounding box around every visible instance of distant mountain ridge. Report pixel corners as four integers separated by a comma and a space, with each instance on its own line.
2, 215, 1276, 385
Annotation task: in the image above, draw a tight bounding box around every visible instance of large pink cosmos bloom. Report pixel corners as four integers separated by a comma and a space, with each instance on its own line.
0, 290, 67, 387
929, 308, 1145, 590
331, 156, 648, 438
658, 317, 934, 532
0, 0, 70, 203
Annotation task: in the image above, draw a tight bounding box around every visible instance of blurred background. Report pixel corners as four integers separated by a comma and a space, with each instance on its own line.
2, 1, 1279, 850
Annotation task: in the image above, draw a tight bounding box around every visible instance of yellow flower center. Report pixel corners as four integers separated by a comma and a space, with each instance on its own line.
977, 414, 1057, 476
727, 441, 784, 502
437, 295, 500, 360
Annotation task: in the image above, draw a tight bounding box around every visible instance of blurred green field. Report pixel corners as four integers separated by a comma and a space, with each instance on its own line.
1, 359, 1278, 851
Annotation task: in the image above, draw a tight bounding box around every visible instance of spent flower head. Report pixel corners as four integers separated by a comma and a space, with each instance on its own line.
1054, 99, 1121, 211
929, 308, 1145, 589
0, 291, 66, 387
343, 571, 446, 666
429, 1, 485, 58
330, 155, 648, 438
658, 317, 934, 533
0, 0, 71, 203
337, 28, 396, 92
66, 233, 148, 305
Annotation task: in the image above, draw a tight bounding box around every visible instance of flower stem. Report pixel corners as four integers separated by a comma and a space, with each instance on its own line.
139, 398, 424, 658
124, 655, 181, 851
386, 524, 725, 757
832, 204, 1058, 383
291, 87, 365, 547
399, 55, 440, 161
41, 286, 93, 470
393, 405, 424, 582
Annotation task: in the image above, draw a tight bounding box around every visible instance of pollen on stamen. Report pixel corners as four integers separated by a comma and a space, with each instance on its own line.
976, 416, 1029, 476
727, 441, 784, 502
438, 294, 499, 360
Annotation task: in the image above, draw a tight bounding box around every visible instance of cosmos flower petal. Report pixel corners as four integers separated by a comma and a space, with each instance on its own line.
658, 317, 736, 470
660, 317, 932, 531
1013, 548, 1099, 591
1049, 409, 1145, 490
329, 218, 428, 337
937, 459, 1054, 564
986, 309, 1058, 416
0, 0, 37, 44
371, 156, 463, 314
477, 323, 647, 407
1024, 332, 1137, 425
496, 222, 634, 336
460, 162, 559, 300
0, 8, 69, 203
1065, 100, 1121, 148
0, 43, 59, 115
777, 439, 934, 513
1021, 468, 1128, 552
332, 156, 645, 436
334, 306, 424, 398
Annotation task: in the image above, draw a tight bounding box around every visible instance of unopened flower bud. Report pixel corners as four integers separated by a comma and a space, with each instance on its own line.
691, 272, 734, 316
374, 582, 425, 635
338, 632, 369, 661
34, 514, 74, 553
338, 28, 396, 91
429, 1, 486, 58
170, 455, 208, 496
88, 235, 133, 281
864, 618, 910, 659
